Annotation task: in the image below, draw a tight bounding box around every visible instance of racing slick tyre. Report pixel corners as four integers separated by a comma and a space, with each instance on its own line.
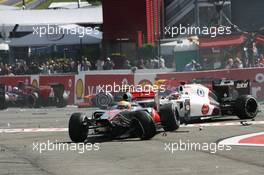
56, 98, 68, 108
235, 95, 258, 119
159, 103, 180, 131
0, 84, 6, 110
130, 111, 156, 140
26, 94, 38, 108
69, 113, 89, 143
0, 96, 6, 110
95, 92, 114, 109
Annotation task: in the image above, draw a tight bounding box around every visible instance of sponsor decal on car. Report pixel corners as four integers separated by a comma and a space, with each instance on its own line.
236, 82, 248, 89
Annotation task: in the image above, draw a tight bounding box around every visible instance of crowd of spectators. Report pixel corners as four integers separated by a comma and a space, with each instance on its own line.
184, 52, 264, 72
0, 58, 91, 75
0, 56, 167, 75
1, 52, 264, 75
223, 53, 264, 69
136, 57, 166, 69
94, 57, 166, 70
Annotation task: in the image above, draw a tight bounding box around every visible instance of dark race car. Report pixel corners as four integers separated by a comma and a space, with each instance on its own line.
211, 79, 258, 119
0, 82, 69, 109
68, 93, 180, 142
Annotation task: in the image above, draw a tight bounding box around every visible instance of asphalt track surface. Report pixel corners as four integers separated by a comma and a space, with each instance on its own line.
0, 105, 263, 175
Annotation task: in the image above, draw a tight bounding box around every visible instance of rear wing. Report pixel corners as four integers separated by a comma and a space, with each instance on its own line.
130, 91, 155, 98
126, 91, 160, 111
212, 79, 251, 102
49, 83, 65, 98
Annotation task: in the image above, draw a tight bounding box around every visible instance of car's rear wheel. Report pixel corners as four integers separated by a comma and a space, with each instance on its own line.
159, 103, 180, 131
0, 96, 6, 110
130, 111, 156, 140
95, 92, 114, 109
0, 84, 6, 110
26, 94, 38, 108
57, 97, 68, 108
69, 113, 89, 142
235, 95, 258, 119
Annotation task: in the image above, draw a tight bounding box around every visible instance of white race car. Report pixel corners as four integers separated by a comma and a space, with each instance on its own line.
157, 79, 258, 123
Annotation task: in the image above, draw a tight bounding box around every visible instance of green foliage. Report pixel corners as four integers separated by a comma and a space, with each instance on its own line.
89, 0, 101, 5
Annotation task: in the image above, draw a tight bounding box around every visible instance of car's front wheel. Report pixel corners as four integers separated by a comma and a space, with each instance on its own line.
69, 113, 89, 142
130, 111, 156, 140
159, 103, 180, 131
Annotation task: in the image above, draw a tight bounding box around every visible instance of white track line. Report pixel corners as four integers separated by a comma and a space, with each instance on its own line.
0, 121, 264, 134
0, 128, 68, 133
182, 121, 264, 128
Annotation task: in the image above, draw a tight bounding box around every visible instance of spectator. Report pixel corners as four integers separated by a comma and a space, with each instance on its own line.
184, 60, 201, 71
256, 54, 264, 67
77, 61, 82, 73
95, 59, 104, 70
83, 58, 91, 71
103, 57, 115, 70
123, 60, 132, 69
213, 58, 222, 69
202, 58, 211, 70
252, 42, 258, 67
40, 63, 48, 74
153, 58, 159, 69
0, 64, 9, 75
145, 59, 153, 69
260, 54, 264, 66
233, 57, 243, 68
137, 59, 146, 69
159, 56, 166, 69
70, 59, 76, 72
225, 58, 234, 69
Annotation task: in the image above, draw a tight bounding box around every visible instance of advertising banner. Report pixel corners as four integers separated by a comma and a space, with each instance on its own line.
0, 76, 31, 91
85, 74, 134, 96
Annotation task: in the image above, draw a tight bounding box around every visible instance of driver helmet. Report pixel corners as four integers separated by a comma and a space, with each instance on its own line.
13, 87, 19, 92
168, 92, 181, 100
117, 100, 131, 109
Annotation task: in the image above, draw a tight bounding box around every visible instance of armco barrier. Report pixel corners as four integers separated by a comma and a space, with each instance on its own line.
0, 76, 31, 92
82, 68, 264, 102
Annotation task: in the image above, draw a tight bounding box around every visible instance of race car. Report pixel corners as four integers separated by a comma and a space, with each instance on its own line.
158, 79, 258, 122
68, 92, 180, 142
0, 82, 69, 109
